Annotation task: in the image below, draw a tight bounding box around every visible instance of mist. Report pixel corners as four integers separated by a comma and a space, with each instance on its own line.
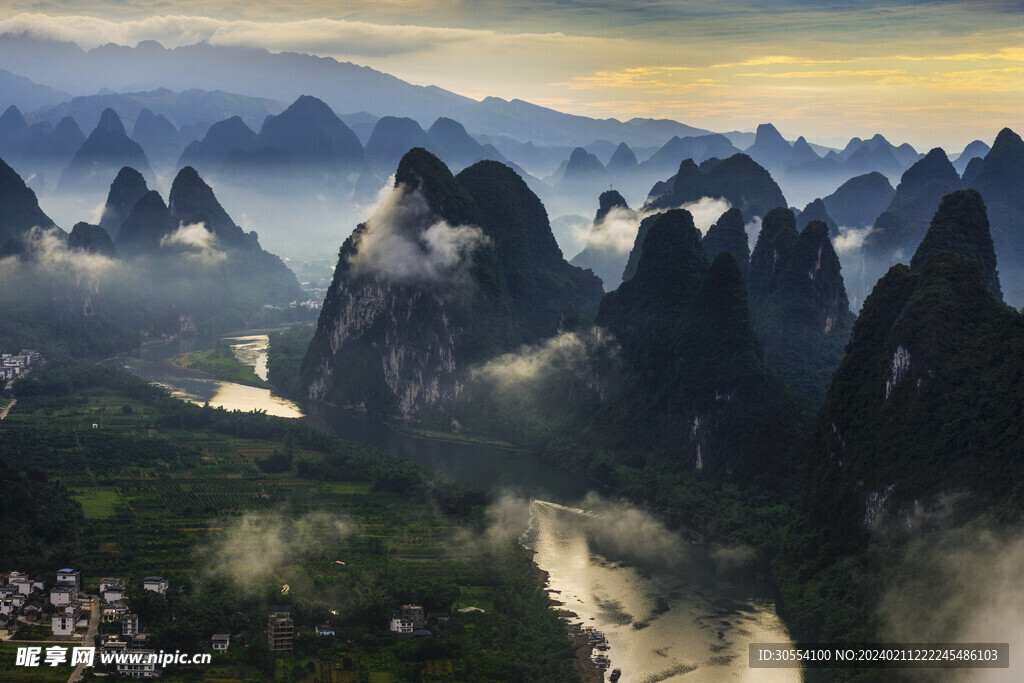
160, 222, 227, 265
880, 526, 1024, 682
471, 491, 750, 574
832, 225, 874, 255
680, 196, 733, 235
744, 215, 763, 250
0, 226, 120, 287
347, 182, 489, 285
574, 196, 732, 258
196, 511, 351, 597
575, 205, 641, 254
471, 327, 619, 406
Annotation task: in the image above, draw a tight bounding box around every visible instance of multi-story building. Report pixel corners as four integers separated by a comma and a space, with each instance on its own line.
267, 612, 293, 653
52, 602, 82, 637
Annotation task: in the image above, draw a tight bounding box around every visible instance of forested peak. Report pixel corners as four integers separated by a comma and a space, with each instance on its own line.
910, 189, 1001, 299
395, 147, 480, 227
596, 189, 629, 222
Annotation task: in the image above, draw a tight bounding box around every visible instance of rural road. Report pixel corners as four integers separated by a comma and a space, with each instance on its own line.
67, 596, 100, 683
0, 398, 14, 420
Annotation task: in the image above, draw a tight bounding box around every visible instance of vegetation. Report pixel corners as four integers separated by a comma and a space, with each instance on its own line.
0, 360, 577, 681
174, 344, 268, 388
267, 324, 316, 398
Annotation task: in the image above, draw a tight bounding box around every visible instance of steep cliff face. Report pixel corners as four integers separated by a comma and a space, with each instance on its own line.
810, 192, 1023, 543
301, 148, 601, 415
596, 209, 804, 477
701, 207, 750, 278
99, 166, 148, 236
852, 148, 961, 302
748, 208, 854, 403
964, 128, 1024, 305
0, 153, 58, 248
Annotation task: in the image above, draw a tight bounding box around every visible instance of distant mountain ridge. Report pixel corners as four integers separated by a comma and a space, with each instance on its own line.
0, 34, 712, 149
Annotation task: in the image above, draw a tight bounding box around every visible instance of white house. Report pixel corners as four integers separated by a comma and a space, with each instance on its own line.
389, 617, 414, 634
102, 583, 125, 603
117, 651, 158, 678
102, 601, 129, 623
211, 634, 230, 652
55, 569, 81, 590
142, 576, 168, 594
50, 585, 77, 606
52, 603, 82, 637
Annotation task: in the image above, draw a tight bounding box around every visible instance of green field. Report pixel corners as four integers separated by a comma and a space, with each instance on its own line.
173, 345, 268, 388
71, 487, 121, 518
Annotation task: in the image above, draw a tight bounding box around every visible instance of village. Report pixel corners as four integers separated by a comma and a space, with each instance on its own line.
2, 567, 477, 678
1, 568, 176, 677
0, 349, 42, 384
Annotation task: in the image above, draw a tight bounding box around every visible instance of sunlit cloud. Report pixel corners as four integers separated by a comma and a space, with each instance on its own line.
882, 67, 1024, 92
711, 55, 855, 68
737, 69, 907, 79
554, 69, 726, 95
552, 66, 697, 91
0, 5, 1020, 151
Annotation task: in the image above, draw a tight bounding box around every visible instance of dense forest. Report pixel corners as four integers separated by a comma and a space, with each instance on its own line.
0, 361, 578, 681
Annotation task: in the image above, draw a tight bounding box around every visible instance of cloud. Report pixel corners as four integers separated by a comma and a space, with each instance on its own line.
0, 226, 118, 288
833, 225, 873, 254
576, 205, 641, 254
882, 67, 1024, 92
880, 527, 1024, 682
478, 491, 752, 573
473, 327, 616, 387
681, 196, 732, 234
712, 54, 855, 68
160, 222, 227, 265
577, 197, 729, 257
554, 67, 721, 93
737, 69, 907, 79
198, 511, 350, 596
347, 183, 489, 286
0, 12, 580, 59
744, 215, 763, 250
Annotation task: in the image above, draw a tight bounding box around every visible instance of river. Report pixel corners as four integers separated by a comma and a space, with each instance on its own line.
109, 334, 798, 682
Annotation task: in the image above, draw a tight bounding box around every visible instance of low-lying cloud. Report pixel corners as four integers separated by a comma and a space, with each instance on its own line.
198, 511, 351, 596
474, 491, 751, 574
880, 527, 1024, 682
744, 215, 763, 250
348, 183, 489, 285
160, 222, 227, 264
833, 225, 874, 255
471, 327, 618, 402
577, 196, 732, 256
576, 205, 641, 254
681, 196, 732, 234
0, 226, 118, 287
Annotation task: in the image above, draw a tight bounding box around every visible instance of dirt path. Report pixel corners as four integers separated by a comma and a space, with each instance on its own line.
67, 596, 99, 683
0, 398, 15, 420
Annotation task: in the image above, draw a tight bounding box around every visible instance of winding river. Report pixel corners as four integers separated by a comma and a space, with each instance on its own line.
109, 334, 797, 682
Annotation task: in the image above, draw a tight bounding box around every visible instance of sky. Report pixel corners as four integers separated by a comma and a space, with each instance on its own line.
0, 1, 1021, 150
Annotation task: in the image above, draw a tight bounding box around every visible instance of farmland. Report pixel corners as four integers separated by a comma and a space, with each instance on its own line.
0, 361, 576, 682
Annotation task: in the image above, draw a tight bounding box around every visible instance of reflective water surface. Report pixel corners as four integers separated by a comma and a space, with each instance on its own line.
113, 333, 796, 682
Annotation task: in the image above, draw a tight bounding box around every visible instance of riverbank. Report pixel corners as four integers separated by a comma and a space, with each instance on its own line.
527, 552, 604, 683
387, 421, 526, 451
171, 346, 268, 389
